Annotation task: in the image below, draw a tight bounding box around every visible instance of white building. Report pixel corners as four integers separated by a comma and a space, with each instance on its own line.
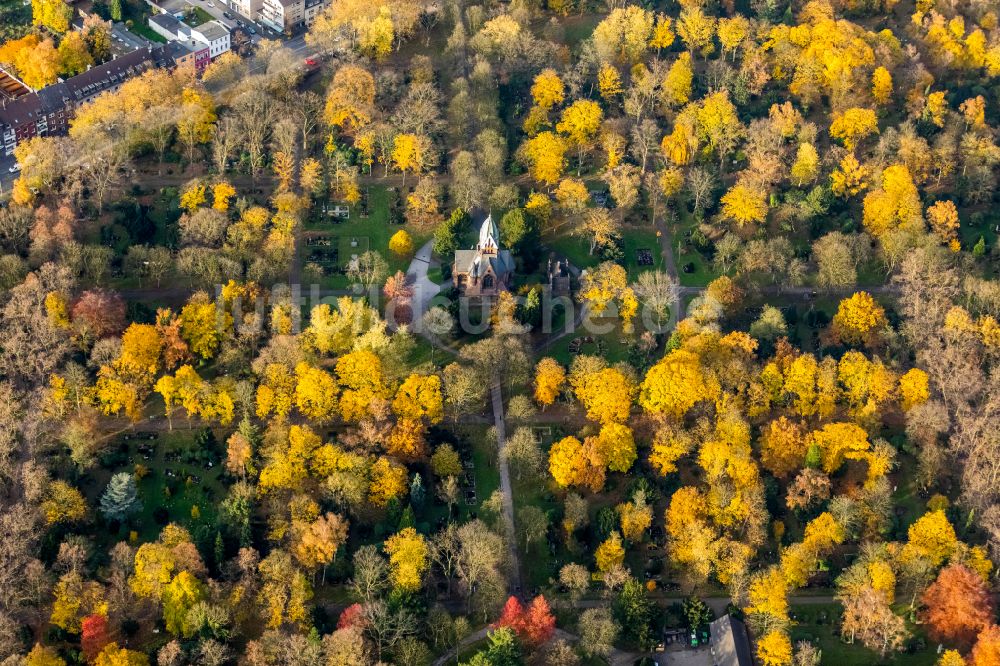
190, 21, 231, 58
259, 0, 327, 32
148, 14, 230, 66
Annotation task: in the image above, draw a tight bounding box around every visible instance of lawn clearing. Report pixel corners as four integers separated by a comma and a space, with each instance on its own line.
304, 185, 430, 289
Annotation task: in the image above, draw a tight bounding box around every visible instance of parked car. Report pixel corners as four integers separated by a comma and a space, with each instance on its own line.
247, 25, 256, 34
8, 163, 21, 173
223, 10, 233, 18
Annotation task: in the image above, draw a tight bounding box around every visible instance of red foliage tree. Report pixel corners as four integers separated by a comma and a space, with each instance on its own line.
81, 614, 110, 661
71, 289, 126, 339
522, 595, 556, 646
495, 596, 526, 634
495, 595, 556, 647
383, 271, 414, 325
337, 602, 367, 630
971, 625, 1000, 666
921, 563, 995, 646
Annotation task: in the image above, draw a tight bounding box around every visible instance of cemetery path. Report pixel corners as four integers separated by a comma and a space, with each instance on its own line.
490, 384, 524, 599
653, 217, 686, 323
407, 237, 441, 327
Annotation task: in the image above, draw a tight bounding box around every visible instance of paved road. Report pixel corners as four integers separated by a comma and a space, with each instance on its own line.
406, 238, 441, 327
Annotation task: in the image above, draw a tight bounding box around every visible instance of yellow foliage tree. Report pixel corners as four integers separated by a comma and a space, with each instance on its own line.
872, 66, 893, 106
531, 68, 565, 110
180, 183, 207, 212
575, 367, 636, 425
926, 200, 960, 247
757, 630, 793, 666
256, 363, 296, 422
385, 527, 428, 591
369, 456, 408, 506
829, 107, 879, 150
597, 422, 637, 473
862, 164, 923, 239
534, 357, 566, 409
556, 100, 604, 166
598, 64, 623, 100
212, 181, 236, 211
830, 154, 868, 197
831, 291, 887, 345
595, 531, 626, 571
760, 417, 808, 478
294, 362, 339, 423
389, 229, 414, 258
662, 53, 693, 107
640, 349, 717, 419
899, 368, 930, 411
721, 183, 768, 226
811, 422, 871, 474
790, 143, 819, 186
521, 131, 568, 185
336, 349, 389, 422
324, 64, 375, 132
902, 510, 958, 567
393, 373, 444, 423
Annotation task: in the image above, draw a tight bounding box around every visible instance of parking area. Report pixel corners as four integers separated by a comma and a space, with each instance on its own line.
654, 647, 714, 665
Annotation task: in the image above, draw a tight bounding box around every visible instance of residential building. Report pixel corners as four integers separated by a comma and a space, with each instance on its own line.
191, 21, 231, 58
303, 0, 326, 23
259, 0, 301, 33
453, 215, 513, 297
147, 14, 230, 70
149, 12, 188, 41
259, 0, 327, 32
227, 0, 263, 21
0, 46, 171, 157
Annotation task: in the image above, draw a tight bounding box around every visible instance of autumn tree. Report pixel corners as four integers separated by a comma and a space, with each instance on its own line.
520, 131, 568, 185
921, 563, 994, 645
830, 107, 879, 150
534, 357, 566, 409
591, 6, 653, 63
831, 291, 887, 346
557, 100, 603, 169
324, 64, 376, 133
384, 527, 428, 592
721, 183, 768, 226
496, 595, 556, 647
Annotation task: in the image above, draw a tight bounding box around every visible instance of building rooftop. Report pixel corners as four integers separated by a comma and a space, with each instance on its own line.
194, 20, 230, 41
0, 47, 166, 131
150, 12, 185, 36
709, 615, 753, 666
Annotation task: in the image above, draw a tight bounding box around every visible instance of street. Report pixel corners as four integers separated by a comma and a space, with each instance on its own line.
0, 154, 15, 196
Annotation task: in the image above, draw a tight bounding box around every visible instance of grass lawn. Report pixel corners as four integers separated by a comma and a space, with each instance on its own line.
789, 603, 937, 666
560, 14, 602, 48
305, 186, 429, 289
131, 22, 168, 43
183, 6, 215, 26
420, 425, 501, 531
543, 224, 663, 281
90, 427, 227, 547
670, 209, 721, 287
544, 313, 651, 366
